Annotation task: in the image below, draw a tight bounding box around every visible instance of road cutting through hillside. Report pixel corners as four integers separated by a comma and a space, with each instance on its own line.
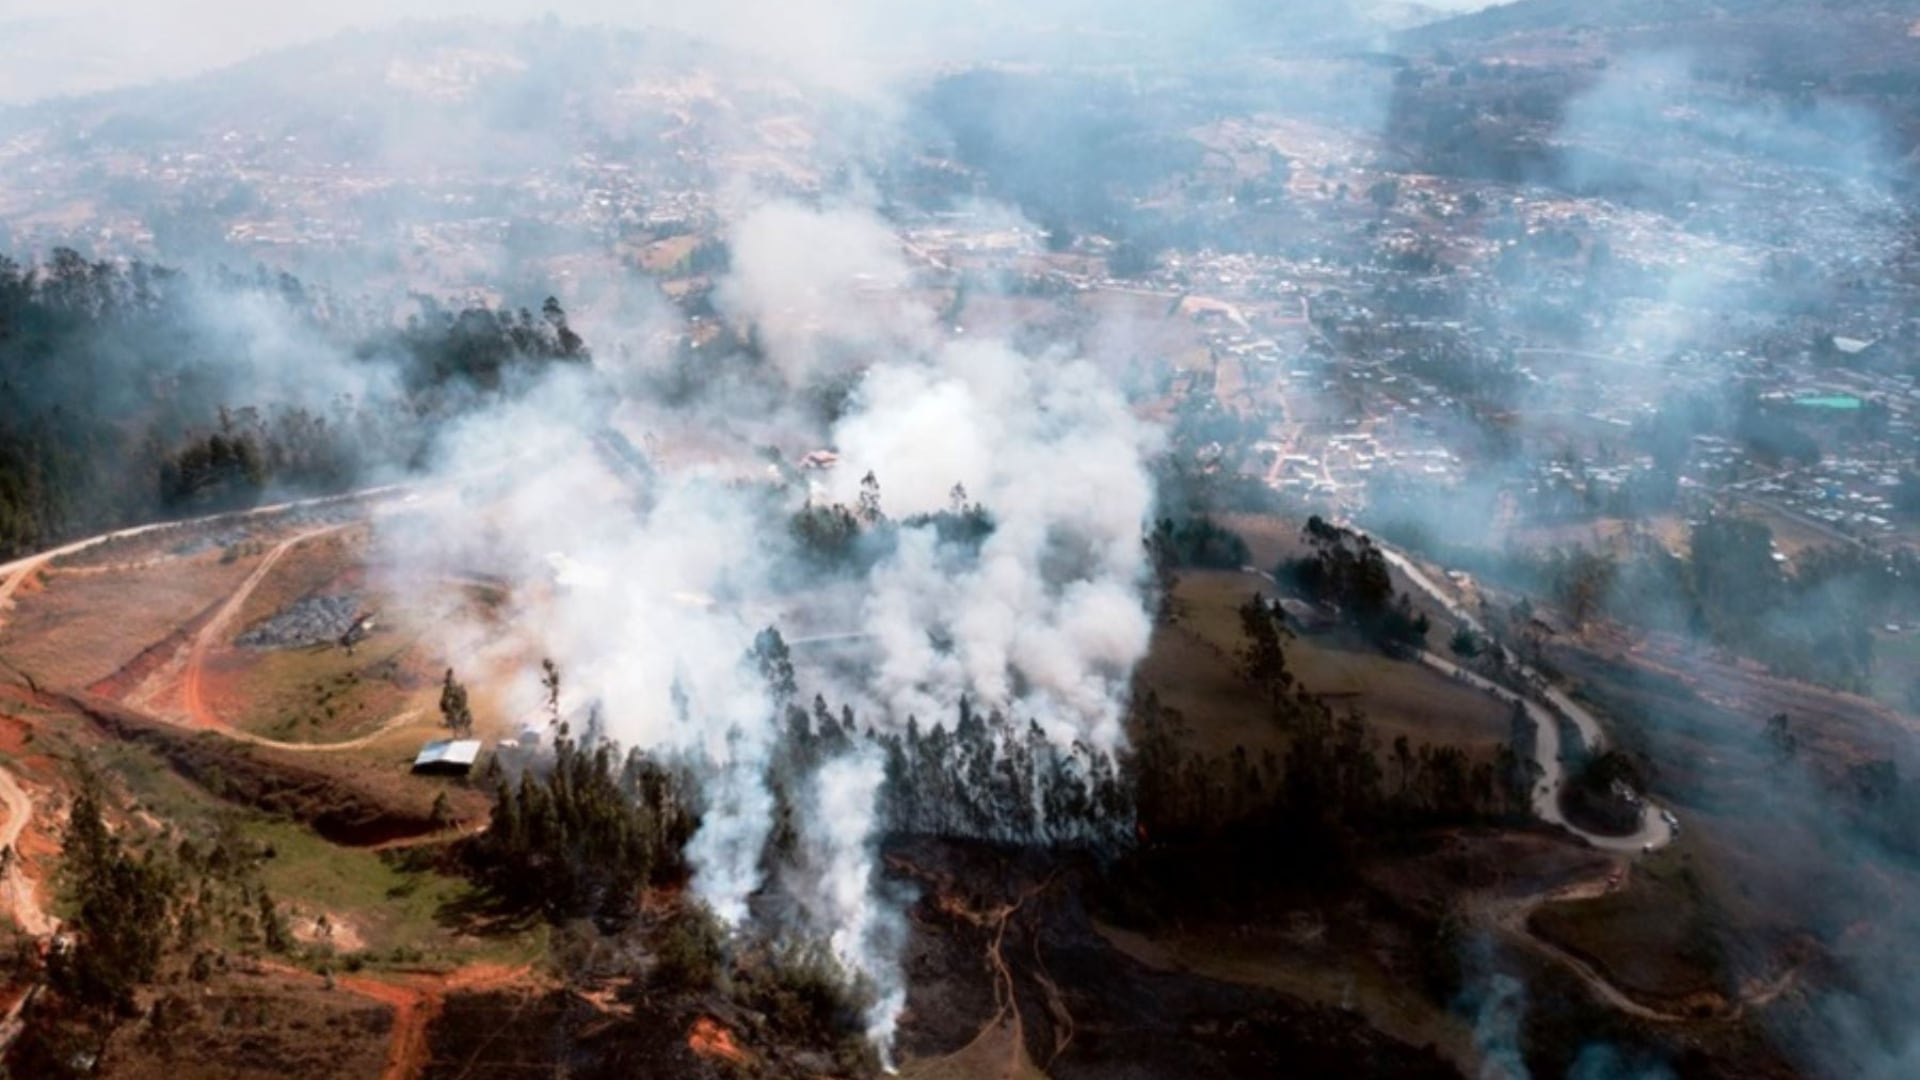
0, 485, 413, 619
161, 525, 436, 755
1486, 861, 1801, 1025
179, 524, 350, 732
0, 762, 52, 936
1367, 544, 1674, 854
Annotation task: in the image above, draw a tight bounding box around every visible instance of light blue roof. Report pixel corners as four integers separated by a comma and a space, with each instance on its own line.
413, 739, 482, 768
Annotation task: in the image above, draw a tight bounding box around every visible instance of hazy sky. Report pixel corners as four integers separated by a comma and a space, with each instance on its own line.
0, 0, 1498, 105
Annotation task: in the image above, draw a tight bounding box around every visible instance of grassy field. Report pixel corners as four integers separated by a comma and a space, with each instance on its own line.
79, 723, 534, 969
212, 633, 435, 744
213, 538, 532, 746
97, 970, 393, 1080
1156, 570, 1510, 759
242, 818, 546, 968
231, 527, 367, 630
1218, 512, 1313, 571
1095, 918, 1478, 1072
1542, 642, 1910, 1018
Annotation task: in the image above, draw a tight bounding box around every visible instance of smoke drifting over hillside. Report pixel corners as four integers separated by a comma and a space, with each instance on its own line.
370, 184, 1157, 1055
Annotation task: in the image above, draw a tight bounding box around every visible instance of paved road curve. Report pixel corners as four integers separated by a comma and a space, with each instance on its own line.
1370, 543, 1674, 853
1260, 538, 1673, 852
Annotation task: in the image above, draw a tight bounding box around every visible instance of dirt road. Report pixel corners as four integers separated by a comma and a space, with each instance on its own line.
1416, 650, 1671, 854
0, 763, 52, 936
178, 524, 349, 732
158, 521, 432, 754
0, 485, 411, 604
1489, 863, 1799, 1025
335, 963, 532, 1080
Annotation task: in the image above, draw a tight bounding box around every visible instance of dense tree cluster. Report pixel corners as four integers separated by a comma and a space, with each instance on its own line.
787, 473, 995, 573
1278, 516, 1431, 650
438, 669, 477, 737
51, 774, 180, 1014
381, 293, 588, 393
1130, 660, 1534, 845
738, 626, 1132, 850
1562, 749, 1648, 835
0, 250, 591, 558
1147, 514, 1252, 571
16, 766, 308, 1076
467, 723, 695, 924
876, 701, 1130, 846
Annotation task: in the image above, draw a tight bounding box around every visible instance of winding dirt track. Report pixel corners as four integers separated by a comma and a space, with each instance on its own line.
1489, 863, 1799, 1025
0, 547, 57, 937
0, 489, 414, 941
149, 523, 439, 756
178, 524, 348, 733
889, 855, 1056, 1078
0, 764, 52, 936
256, 961, 531, 1080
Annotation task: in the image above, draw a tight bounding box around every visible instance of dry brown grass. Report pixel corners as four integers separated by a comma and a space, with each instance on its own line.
897, 1016, 1047, 1080
1528, 852, 1728, 1007
1217, 512, 1315, 571
1095, 918, 1478, 1073
0, 554, 259, 689
1166, 570, 1510, 759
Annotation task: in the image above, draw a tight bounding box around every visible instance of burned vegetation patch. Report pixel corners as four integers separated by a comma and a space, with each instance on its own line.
235, 594, 362, 650
885, 838, 1457, 1080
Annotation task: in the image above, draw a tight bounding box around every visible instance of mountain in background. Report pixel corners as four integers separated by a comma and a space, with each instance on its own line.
1404, 0, 1920, 126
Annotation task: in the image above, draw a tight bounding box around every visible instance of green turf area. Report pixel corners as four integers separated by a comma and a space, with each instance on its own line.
222, 629, 431, 744
76, 734, 539, 969
240, 818, 546, 968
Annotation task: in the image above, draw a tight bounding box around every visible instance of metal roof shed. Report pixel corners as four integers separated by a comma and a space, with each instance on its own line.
412, 738, 482, 775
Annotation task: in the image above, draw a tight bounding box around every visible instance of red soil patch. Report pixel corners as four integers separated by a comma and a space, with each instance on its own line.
0, 714, 29, 756
336, 963, 534, 1080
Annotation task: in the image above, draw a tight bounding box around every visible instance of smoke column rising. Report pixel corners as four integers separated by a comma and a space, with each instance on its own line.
383, 193, 1160, 1057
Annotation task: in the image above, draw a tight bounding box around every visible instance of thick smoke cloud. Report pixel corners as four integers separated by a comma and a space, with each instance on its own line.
379, 190, 1158, 1056
828, 343, 1158, 748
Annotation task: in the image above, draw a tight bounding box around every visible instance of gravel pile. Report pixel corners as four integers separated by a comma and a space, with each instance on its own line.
237, 594, 362, 649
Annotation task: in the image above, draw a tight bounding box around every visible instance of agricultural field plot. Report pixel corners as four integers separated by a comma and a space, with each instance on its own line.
1165, 569, 1512, 759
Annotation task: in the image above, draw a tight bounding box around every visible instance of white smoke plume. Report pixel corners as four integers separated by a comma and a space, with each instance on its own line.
827, 340, 1158, 748
378, 192, 1160, 1059
791, 748, 909, 1058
